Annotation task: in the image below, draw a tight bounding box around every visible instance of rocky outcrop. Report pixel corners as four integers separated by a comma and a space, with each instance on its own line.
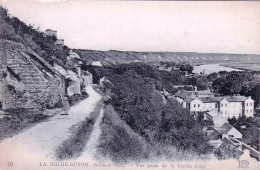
0, 39, 65, 111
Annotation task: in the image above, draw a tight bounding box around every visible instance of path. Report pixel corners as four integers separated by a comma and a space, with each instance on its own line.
77, 107, 104, 161
0, 86, 101, 166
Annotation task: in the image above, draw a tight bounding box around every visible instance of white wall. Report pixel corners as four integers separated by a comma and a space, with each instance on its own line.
190, 99, 204, 112
227, 128, 243, 139
203, 102, 217, 112
244, 98, 254, 117
228, 102, 243, 118
220, 99, 229, 119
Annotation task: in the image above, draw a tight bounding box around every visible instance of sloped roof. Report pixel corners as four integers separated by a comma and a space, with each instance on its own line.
220, 137, 238, 149
220, 123, 233, 133
196, 96, 249, 103
197, 97, 222, 103
195, 90, 213, 95
183, 96, 195, 103
207, 128, 222, 140
175, 90, 193, 99
212, 114, 227, 128
224, 96, 247, 102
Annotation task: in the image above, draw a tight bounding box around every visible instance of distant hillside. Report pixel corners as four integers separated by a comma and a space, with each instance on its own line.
75, 49, 260, 66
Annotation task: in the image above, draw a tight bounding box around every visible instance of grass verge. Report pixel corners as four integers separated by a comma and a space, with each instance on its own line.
55, 100, 103, 160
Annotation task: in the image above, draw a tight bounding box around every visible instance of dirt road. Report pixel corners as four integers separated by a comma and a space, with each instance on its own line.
0, 86, 101, 168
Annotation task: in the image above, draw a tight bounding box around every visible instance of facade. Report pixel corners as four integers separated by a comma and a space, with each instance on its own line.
218, 123, 243, 139
45, 29, 57, 37
178, 93, 254, 118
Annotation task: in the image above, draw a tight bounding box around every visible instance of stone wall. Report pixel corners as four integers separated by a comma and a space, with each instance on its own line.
0, 40, 65, 111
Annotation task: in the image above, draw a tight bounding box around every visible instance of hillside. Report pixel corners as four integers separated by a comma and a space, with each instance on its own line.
75, 49, 260, 66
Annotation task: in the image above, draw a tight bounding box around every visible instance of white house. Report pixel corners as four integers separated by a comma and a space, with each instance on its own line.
218, 123, 243, 139
244, 97, 254, 117
182, 95, 254, 118
45, 29, 57, 37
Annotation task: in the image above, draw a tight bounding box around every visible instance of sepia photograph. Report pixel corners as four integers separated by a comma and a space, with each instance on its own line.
0, 0, 259, 169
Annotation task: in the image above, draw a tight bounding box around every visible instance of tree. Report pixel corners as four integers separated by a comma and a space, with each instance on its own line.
179, 63, 193, 74
246, 85, 260, 108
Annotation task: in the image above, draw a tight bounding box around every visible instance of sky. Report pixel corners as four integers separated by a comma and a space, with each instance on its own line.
1, 0, 260, 54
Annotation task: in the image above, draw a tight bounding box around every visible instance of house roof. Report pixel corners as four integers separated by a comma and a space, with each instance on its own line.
175, 90, 193, 99
195, 90, 213, 95
197, 97, 222, 103
220, 137, 239, 149
196, 96, 250, 103
212, 115, 227, 128
207, 128, 222, 140
220, 123, 233, 133
224, 96, 248, 102
183, 96, 195, 103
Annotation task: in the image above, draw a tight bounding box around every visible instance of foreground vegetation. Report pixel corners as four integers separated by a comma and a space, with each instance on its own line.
97, 105, 207, 163
85, 64, 212, 162
228, 116, 260, 150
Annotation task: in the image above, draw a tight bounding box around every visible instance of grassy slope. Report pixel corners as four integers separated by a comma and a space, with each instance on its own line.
96, 104, 205, 164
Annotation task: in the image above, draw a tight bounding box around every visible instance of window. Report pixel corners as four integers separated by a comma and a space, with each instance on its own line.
194, 104, 196, 108
250, 110, 252, 113
225, 103, 227, 107
198, 104, 200, 108
250, 103, 252, 106
246, 110, 248, 113
221, 104, 223, 107
247, 103, 248, 106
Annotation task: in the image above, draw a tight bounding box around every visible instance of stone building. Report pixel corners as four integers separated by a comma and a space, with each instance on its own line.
0, 40, 65, 111
45, 29, 57, 37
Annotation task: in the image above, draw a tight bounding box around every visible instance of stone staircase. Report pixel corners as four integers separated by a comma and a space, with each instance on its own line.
1, 40, 65, 111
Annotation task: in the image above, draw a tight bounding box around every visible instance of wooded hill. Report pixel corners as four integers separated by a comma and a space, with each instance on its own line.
75, 49, 260, 66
